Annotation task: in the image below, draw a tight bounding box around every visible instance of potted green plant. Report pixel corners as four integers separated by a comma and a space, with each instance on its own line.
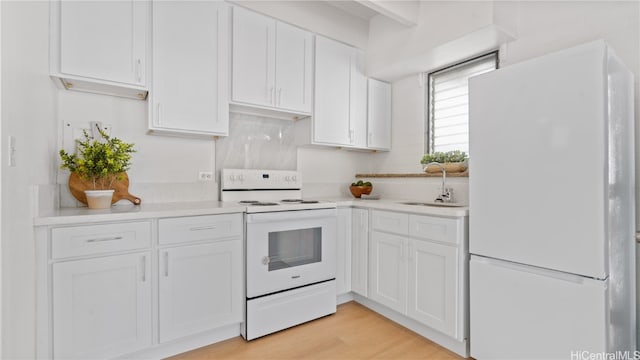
420, 150, 469, 173
59, 129, 135, 209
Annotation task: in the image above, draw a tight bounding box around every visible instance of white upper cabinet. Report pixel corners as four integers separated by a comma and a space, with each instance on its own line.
314, 35, 353, 146
232, 7, 312, 116
150, 1, 229, 137
314, 36, 387, 150
50, 0, 149, 99
274, 22, 313, 113
349, 50, 368, 148
367, 79, 392, 150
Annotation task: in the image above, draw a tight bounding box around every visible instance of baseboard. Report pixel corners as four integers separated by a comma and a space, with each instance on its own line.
352, 294, 469, 358
118, 323, 241, 359
337, 292, 354, 305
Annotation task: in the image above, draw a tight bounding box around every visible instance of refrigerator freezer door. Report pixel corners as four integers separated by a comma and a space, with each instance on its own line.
469, 41, 611, 279
470, 256, 607, 359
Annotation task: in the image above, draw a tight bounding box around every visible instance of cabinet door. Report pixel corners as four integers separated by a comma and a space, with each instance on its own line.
232, 6, 275, 107
159, 240, 242, 343
52, 252, 152, 359
367, 79, 392, 150
336, 208, 352, 296
369, 231, 407, 314
59, 0, 147, 85
314, 36, 351, 146
152, 1, 229, 136
274, 22, 313, 113
407, 239, 458, 337
351, 208, 369, 296
349, 49, 368, 148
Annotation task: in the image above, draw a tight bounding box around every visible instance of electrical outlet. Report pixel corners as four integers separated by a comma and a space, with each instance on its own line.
198, 171, 214, 181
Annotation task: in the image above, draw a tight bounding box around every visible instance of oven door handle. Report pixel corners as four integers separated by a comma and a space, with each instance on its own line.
246, 208, 337, 223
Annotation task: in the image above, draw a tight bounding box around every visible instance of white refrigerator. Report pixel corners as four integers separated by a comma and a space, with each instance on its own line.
469, 40, 636, 359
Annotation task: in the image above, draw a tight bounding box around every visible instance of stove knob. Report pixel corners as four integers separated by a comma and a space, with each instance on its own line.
292, 176, 297, 182
238, 174, 244, 181
285, 176, 291, 181
230, 174, 236, 181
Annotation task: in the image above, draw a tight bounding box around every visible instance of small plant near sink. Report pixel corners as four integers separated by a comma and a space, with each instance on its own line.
59, 128, 135, 209
420, 150, 468, 173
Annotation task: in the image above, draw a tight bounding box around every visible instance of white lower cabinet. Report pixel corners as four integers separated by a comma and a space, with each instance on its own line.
40, 213, 243, 359
369, 230, 407, 314
407, 239, 458, 337
336, 208, 352, 295
350, 208, 368, 296
52, 252, 152, 359
159, 239, 242, 343
367, 210, 466, 341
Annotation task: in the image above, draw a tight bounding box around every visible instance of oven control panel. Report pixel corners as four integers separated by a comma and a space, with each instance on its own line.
221, 169, 302, 190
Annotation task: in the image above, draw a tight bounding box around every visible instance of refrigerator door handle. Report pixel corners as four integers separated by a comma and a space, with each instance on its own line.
471, 256, 604, 285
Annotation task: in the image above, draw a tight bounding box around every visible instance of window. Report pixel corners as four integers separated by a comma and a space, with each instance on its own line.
425, 52, 498, 155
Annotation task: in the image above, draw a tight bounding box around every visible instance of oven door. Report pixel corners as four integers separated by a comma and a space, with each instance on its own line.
245, 208, 337, 298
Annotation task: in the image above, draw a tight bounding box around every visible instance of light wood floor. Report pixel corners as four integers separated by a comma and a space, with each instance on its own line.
169, 301, 464, 359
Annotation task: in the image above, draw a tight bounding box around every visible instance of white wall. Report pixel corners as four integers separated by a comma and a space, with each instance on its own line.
367, 1, 494, 77
1, 1, 57, 358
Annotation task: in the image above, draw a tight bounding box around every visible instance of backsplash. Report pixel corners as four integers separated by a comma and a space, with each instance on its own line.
55, 181, 219, 209
216, 113, 297, 175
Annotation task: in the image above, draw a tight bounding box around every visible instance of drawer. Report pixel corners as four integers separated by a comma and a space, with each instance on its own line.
51, 221, 151, 259
159, 213, 242, 245
409, 215, 459, 245
370, 210, 408, 235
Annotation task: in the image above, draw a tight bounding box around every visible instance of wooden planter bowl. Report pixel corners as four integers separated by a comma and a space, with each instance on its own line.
350, 185, 373, 198
424, 162, 468, 173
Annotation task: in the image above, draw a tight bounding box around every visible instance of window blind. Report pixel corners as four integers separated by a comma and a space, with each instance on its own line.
426, 52, 498, 154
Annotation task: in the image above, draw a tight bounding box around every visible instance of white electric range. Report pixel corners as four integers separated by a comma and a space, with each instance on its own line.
220, 169, 338, 340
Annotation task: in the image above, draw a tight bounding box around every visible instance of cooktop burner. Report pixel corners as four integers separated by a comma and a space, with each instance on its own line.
252, 202, 279, 206
280, 199, 320, 204
239, 200, 260, 204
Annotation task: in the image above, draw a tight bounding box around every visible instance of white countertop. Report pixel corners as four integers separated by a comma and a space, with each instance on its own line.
35, 197, 468, 226
317, 197, 469, 217
35, 201, 246, 226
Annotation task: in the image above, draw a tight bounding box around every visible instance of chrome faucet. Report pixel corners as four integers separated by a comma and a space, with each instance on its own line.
424, 162, 453, 203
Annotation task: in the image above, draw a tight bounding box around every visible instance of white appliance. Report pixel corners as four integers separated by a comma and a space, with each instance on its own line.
220, 169, 337, 340
469, 40, 636, 358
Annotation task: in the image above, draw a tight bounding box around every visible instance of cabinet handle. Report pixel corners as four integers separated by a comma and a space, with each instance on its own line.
135, 58, 142, 83
349, 130, 355, 144
164, 251, 169, 277
141, 255, 147, 282
189, 225, 217, 231
86, 236, 123, 243
277, 88, 282, 106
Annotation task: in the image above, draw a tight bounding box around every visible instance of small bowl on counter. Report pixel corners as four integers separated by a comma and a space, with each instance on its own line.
349, 185, 373, 198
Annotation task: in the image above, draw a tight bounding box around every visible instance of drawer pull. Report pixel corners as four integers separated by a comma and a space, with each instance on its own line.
86, 236, 123, 243
189, 225, 217, 231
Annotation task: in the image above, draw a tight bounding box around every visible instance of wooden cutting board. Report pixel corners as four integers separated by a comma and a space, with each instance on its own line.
69, 172, 142, 205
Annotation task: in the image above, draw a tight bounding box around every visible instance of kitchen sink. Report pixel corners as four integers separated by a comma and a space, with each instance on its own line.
399, 201, 466, 208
